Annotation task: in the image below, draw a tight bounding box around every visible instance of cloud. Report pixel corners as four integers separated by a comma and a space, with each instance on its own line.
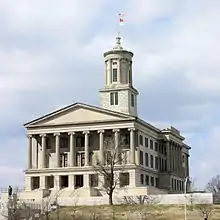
0, 0, 219, 189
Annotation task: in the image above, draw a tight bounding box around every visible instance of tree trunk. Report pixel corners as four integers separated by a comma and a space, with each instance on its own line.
109, 192, 113, 205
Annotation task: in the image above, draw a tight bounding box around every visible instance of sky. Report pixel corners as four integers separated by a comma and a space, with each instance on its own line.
0, 0, 219, 189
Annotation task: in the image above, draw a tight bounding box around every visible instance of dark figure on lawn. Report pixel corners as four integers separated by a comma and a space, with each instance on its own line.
8, 185, 12, 197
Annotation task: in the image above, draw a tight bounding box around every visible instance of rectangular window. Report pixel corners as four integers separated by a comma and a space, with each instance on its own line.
110, 93, 114, 105
145, 153, 149, 167
155, 157, 158, 170
60, 153, 68, 167
60, 137, 68, 148
115, 92, 118, 105
151, 176, 154, 186
145, 137, 148, 147
140, 151, 143, 165
139, 135, 143, 145
145, 175, 149, 186
112, 68, 117, 82
155, 142, 158, 151
110, 92, 119, 105
131, 94, 134, 107
155, 178, 159, 187
150, 140, 153, 150
76, 136, 85, 147
90, 174, 98, 187
140, 174, 144, 184
150, 155, 154, 168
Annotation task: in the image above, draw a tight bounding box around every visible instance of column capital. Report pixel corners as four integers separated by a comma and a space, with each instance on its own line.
27, 134, 32, 138
54, 133, 60, 136
113, 129, 120, 133
98, 130, 105, 134
83, 131, 90, 134
40, 133, 47, 137
128, 127, 136, 131
68, 131, 75, 135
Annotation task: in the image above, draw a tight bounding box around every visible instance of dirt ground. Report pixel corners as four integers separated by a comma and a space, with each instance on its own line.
60, 204, 220, 219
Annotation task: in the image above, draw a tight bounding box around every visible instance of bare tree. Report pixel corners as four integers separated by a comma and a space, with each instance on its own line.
206, 174, 220, 193
94, 133, 127, 205
0, 192, 37, 220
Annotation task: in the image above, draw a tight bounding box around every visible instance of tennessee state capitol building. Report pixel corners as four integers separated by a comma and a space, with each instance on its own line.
6, 34, 190, 201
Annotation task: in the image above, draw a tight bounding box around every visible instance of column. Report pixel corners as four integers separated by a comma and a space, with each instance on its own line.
118, 58, 121, 82
40, 176, 46, 189
84, 174, 90, 187
54, 133, 60, 168
98, 130, 104, 165
129, 128, 135, 164
83, 131, 90, 166
40, 134, 46, 168
27, 135, 33, 169
68, 132, 75, 167
166, 141, 171, 172
68, 174, 75, 188
25, 176, 31, 191
109, 59, 112, 83
54, 175, 61, 190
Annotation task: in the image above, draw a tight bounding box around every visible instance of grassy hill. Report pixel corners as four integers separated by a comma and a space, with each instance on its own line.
53, 204, 220, 219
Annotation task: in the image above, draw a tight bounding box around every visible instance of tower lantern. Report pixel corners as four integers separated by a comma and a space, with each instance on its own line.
99, 32, 139, 116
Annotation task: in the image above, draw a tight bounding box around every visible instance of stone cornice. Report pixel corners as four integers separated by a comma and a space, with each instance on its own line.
24, 164, 138, 175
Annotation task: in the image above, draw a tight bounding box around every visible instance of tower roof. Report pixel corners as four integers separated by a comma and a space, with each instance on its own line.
103, 32, 133, 57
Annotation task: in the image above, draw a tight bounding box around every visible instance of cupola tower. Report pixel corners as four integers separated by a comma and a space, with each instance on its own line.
99, 33, 139, 117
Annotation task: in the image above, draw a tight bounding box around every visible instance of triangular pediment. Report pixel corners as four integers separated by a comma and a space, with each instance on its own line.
24, 102, 133, 127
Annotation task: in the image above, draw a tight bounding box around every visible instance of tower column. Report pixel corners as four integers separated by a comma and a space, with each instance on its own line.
118, 58, 121, 82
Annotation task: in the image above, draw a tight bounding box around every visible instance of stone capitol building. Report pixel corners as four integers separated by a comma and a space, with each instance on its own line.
2, 34, 190, 204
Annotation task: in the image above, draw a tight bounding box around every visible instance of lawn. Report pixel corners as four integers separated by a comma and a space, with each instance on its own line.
54, 204, 220, 219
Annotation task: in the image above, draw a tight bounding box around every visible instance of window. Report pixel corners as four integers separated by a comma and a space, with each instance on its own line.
32, 177, 40, 190
140, 151, 143, 165
182, 154, 185, 163
76, 152, 85, 166
145, 175, 149, 186
150, 155, 154, 168
155, 142, 158, 151
131, 94, 134, 107
155, 178, 159, 187
139, 135, 143, 145
155, 157, 159, 170
60, 153, 68, 167
140, 174, 144, 184
60, 137, 68, 148
76, 136, 85, 147
110, 92, 118, 105
112, 68, 117, 82
145, 153, 149, 167
150, 140, 153, 150
120, 173, 129, 187
145, 137, 148, 147
90, 174, 98, 187
46, 138, 51, 149
151, 177, 154, 186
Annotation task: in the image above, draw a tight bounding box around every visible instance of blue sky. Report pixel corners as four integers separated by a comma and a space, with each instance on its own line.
0, 0, 219, 189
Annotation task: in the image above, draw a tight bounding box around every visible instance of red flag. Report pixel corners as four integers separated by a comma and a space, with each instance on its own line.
119, 13, 124, 26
